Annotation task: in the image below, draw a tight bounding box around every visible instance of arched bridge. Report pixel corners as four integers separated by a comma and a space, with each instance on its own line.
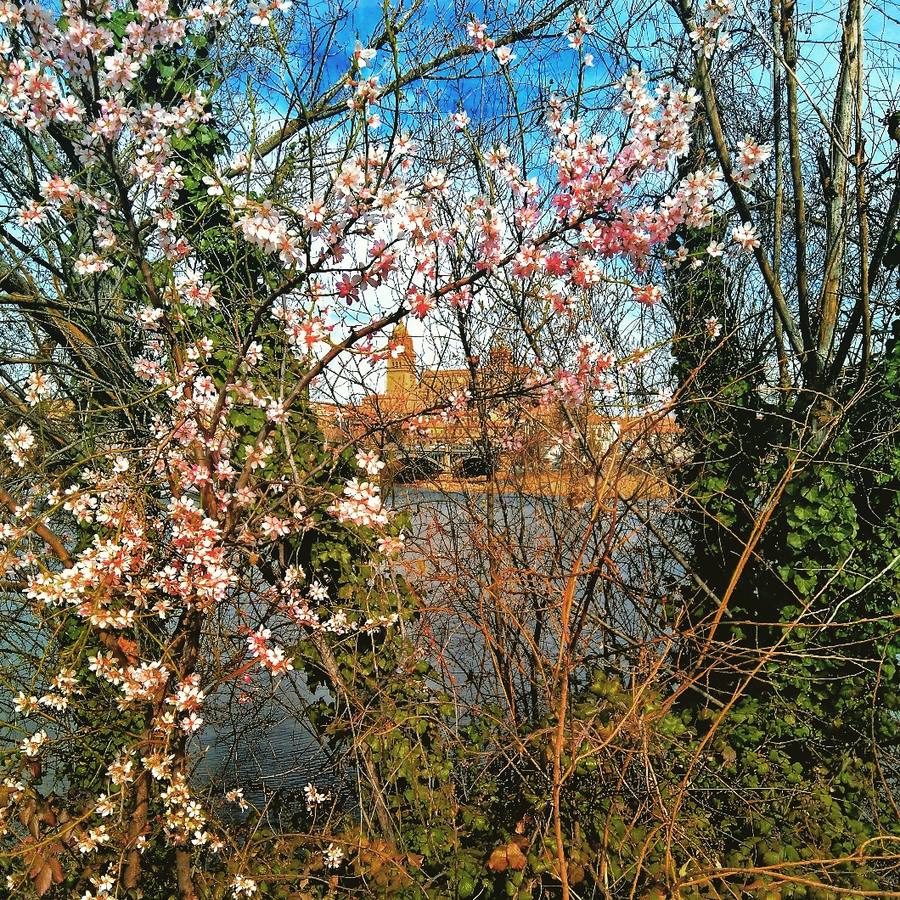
393, 444, 494, 482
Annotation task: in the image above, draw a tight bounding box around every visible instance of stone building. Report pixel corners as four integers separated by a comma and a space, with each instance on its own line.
313, 324, 681, 482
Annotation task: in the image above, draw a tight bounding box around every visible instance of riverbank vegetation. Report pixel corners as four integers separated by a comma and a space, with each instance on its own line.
0, 0, 899, 896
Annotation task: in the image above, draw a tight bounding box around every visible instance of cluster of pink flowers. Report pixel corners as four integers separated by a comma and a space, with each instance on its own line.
355, 448, 386, 476
3, 423, 34, 467
567, 10, 595, 53
732, 222, 761, 251
168, 674, 206, 734
734, 138, 771, 187
261, 569, 400, 653
689, 0, 735, 58
246, 627, 295, 676
236, 199, 302, 267
351, 42, 376, 69
534, 339, 618, 408
172, 271, 217, 309
466, 18, 495, 52
462, 20, 516, 66
329, 478, 390, 528
547, 73, 714, 270
248, 0, 289, 26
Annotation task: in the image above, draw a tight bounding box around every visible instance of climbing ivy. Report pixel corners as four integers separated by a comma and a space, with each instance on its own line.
668, 223, 900, 894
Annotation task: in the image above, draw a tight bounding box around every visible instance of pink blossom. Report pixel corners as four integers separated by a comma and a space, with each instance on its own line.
731, 222, 760, 250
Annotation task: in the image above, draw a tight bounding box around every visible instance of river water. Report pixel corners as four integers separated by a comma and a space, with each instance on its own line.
195, 487, 677, 811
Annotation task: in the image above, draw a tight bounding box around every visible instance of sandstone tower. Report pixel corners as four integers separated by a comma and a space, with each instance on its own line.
386, 323, 417, 398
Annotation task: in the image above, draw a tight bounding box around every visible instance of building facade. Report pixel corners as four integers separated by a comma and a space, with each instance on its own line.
313, 325, 680, 485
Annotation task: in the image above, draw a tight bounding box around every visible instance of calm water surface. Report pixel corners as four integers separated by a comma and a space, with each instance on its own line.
196, 488, 676, 810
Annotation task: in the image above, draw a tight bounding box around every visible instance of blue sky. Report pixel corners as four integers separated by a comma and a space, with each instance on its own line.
249, 0, 900, 401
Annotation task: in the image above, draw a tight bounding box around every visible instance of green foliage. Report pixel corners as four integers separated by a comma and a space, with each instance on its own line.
667, 231, 900, 893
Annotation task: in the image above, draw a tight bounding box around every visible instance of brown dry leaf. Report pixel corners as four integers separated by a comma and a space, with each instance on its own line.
506, 843, 527, 870
487, 842, 527, 873
39, 807, 57, 828
117, 636, 139, 663
19, 801, 40, 840
25, 839, 64, 897
487, 846, 508, 873
32, 861, 52, 897
49, 856, 64, 885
